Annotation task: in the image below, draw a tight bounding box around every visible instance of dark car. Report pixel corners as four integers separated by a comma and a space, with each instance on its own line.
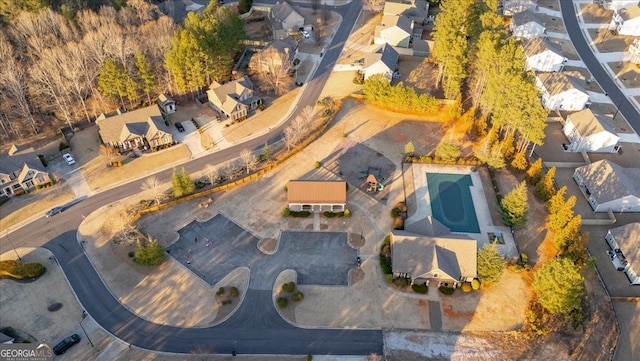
53, 334, 80, 355
175, 122, 185, 132
295, 81, 304, 86
45, 206, 64, 218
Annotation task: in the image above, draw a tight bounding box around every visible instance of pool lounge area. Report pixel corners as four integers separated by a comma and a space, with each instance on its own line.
405, 164, 519, 258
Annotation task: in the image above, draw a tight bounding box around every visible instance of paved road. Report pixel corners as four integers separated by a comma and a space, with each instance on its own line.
1, 0, 384, 356
560, 1, 640, 133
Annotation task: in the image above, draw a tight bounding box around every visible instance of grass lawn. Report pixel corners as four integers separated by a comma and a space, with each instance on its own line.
0, 185, 75, 230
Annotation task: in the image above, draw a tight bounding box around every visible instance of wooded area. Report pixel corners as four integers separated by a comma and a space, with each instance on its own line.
0, 0, 244, 143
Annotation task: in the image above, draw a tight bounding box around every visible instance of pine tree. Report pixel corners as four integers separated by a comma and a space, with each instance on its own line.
404, 141, 415, 156
526, 158, 543, 185
535, 166, 556, 202
511, 151, 528, 172
500, 181, 528, 227
477, 244, 504, 285
532, 258, 584, 315
135, 52, 157, 105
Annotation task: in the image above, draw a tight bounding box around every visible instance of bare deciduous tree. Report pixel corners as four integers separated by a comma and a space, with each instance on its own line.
250, 49, 294, 96
240, 148, 258, 174
202, 164, 220, 185
141, 176, 163, 205
361, 0, 385, 12
283, 126, 296, 151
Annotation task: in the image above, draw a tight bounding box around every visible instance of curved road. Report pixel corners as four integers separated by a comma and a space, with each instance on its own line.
1, 0, 383, 355
560, 0, 640, 132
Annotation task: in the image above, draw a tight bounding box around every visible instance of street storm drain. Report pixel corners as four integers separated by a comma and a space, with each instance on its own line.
47, 303, 63, 312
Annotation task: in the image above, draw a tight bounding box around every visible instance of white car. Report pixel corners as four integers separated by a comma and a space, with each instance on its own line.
299, 29, 310, 39
63, 153, 76, 165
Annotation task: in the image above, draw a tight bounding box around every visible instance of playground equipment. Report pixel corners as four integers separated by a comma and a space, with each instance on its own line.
361, 168, 386, 193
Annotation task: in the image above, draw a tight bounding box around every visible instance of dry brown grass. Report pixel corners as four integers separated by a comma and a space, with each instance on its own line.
83, 144, 191, 192
0, 185, 75, 230
608, 61, 640, 88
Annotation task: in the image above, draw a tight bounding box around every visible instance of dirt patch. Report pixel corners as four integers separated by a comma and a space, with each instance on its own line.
349, 267, 364, 285
548, 37, 580, 60
348, 232, 365, 248
258, 238, 277, 254
580, 3, 614, 23
607, 61, 640, 88
588, 28, 635, 54
243, 10, 271, 42
563, 68, 602, 93
538, 13, 565, 33
396, 57, 442, 97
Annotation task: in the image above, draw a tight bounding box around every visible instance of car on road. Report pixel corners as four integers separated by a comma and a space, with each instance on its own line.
45, 206, 64, 218
299, 29, 310, 39
53, 334, 80, 355
63, 153, 76, 165
175, 122, 185, 132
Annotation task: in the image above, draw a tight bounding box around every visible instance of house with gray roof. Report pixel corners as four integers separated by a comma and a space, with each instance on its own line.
610, 3, 640, 36
535, 71, 590, 111
0, 144, 51, 197
563, 109, 620, 153
207, 76, 261, 121
510, 10, 546, 40
502, 0, 538, 17
270, 1, 304, 39
390, 230, 477, 287
605, 222, 640, 285
249, 37, 298, 73
157, 94, 176, 115
522, 37, 567, 72
375, 14, 414, 48
383, 0, 429, 25
362, 43, 399, 82
96, 106, 173, 152
573, 160, 640, 212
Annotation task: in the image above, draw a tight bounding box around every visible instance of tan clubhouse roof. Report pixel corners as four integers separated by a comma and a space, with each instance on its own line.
287, 180, 347, 204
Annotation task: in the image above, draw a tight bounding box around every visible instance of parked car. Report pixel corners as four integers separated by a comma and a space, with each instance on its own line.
53, 334, 80, 355
63, 153, 76, 165
175, 122, 185, 132
295, 81, 304, 86
299, 29, 310, 39
45, 207, 64, 218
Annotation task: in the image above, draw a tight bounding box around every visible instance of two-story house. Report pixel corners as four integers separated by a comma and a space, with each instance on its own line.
374, 14, 414, 48
535, 72, 590, 111
610, 4, 640, 36
522, 37, 567, 72
0, 145, 51, 197
207, 76, 261, 121
270, 1, 304, 39
563, 109, 620, 153
510, 10, 546, 40
96, 106, 173, 152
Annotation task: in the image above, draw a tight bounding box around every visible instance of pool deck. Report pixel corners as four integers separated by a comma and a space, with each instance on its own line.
405, 164, 518, 259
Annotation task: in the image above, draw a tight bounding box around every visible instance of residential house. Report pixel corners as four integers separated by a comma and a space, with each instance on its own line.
510, 10, 546, 40
157, 94, 176, 115
249, 37, 298, 73
362, 43, 399, 82
563, 109, 620, 153
287, 180, 347, 212
601, 0, 640, 11
96, 106, 173, 152
502, 0, 538, 16
535, 72, 590, 111
207, 76, 260, 121
573, 159, 640, 212
610, 4, 640, 36
627, 38, 640, 64
522, 37, 567, 72
605, 222, 640, 285
270, 1, 304, 39
390, 228, 477, 288
412, 39, 433, 57
375, 15, 414, 47
0, 144, 51, 197
383, 0, 429, 25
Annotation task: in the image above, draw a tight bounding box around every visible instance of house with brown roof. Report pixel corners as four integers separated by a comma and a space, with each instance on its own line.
207, 76, 261, 121
610, 3, 640, 36
96, 106, 173, 152
535, 72, 590, 111
0, 144, 51, 197
605, 222, 640, 285
510, 10, 546, 40
573, 160, 640, 212
270, 1, 304, 39
375, 15, 414, 48
390, 229, 477, 288
287, 180, 347, 213
563, 109, 620, 153
522, 37, 567, 72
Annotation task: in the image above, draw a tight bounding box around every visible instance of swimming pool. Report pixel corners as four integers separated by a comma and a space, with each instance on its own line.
426, 172, 480, 233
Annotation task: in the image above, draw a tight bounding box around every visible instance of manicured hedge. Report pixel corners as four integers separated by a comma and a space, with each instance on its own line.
292, 291, 304, 301
0, 260, 46, 280
438, 286, 455, 295
277, 297, 288, 308
411, 283, 428, 294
